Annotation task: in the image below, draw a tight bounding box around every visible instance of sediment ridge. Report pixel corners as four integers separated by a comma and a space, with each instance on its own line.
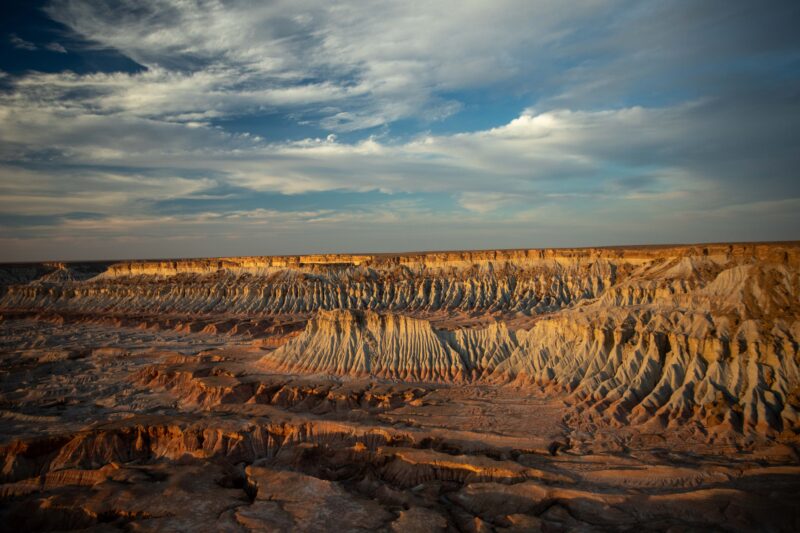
2, 242, 797, 318
3, 242, 799, 437
2, 242, 800, 531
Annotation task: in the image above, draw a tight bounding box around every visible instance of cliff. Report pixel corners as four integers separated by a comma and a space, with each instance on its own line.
3, 242, 799, 436
2, 242, 797, 318
256, 249, 800, 436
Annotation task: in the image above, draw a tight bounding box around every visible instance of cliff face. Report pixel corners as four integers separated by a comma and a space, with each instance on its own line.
261, 310, 473, 381
0, 262, 612, 317
2, 243, 799, 435
3, 244, 800, 531
262, 304, 799, 437
256, 247, 800, 436
2, 243, 797, 317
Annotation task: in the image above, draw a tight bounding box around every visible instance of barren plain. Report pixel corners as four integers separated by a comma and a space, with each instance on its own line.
1, 242, 799, 532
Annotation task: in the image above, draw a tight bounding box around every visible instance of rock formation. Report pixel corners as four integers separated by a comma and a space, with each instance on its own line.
1, 242, 799, 531
5, 243, 793, 316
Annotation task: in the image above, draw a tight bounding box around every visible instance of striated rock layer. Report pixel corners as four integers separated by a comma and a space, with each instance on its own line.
2, 242, 797, 318
3, 242, 800, 438
2, 243, 800, 531
255, 244, 800, 437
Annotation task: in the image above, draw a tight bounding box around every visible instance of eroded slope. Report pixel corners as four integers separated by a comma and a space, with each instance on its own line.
1, 243, 799, 531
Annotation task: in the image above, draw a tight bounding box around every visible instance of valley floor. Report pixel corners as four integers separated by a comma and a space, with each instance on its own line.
1, 318, 798, 532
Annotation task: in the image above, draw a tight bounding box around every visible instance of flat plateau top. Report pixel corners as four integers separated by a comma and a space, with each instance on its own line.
2, 240, 799, 267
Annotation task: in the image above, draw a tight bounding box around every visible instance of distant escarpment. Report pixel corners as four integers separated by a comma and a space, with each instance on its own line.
0, 256, 616, 317
1, 243, 797, 318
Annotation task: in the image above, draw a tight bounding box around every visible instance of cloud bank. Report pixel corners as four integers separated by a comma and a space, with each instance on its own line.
0, 0, 798, 260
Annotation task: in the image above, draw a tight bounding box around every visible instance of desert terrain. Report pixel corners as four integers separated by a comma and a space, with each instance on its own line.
1, 242, 799, 532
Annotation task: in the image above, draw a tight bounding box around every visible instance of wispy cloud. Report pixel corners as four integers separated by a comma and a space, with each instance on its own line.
41, 0, 613, 131
458, 192, 526, 214
9, 34, 37, 51
45, 42, 67, 53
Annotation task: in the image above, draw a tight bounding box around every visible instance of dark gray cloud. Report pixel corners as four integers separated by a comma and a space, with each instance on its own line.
9, 34, 37, 51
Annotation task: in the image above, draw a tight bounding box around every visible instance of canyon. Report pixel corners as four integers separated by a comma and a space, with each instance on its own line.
1, 242, 799, 531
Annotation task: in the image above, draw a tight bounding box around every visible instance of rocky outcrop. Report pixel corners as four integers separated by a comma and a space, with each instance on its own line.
3, 243, 796, 318
3, 413, 798, 532
3, 243, 800, 532
260, 256, 800, 436
261, 310, 472, 381
3, 243, 799, 437
0, 258, 617, 317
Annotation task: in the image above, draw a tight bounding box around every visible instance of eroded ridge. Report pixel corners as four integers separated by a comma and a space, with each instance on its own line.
260, 250, 800, 437
1, 242, 799, 531
2, 243, 795, 319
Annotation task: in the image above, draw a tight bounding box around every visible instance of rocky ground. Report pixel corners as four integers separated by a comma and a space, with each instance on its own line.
1, 243, 799, 531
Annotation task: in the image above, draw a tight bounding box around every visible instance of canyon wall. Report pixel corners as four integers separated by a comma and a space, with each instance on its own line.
2, 243, 797, 317
2, 242, 799, 436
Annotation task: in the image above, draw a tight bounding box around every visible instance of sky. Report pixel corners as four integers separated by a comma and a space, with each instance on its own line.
1, 1, 799, 261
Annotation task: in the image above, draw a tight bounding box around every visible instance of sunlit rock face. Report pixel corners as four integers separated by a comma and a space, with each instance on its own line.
1, 243, 799, 531
2, 244, 795, 317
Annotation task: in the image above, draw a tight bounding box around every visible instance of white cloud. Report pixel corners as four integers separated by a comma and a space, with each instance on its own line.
0, 164, 217, 216
39, 0, 617, 131
0, 99, 714, 227
458, 192, 525, 214
0, 91, 721, 200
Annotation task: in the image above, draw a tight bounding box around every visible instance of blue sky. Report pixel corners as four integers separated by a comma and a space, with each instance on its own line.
1, 0, 799, 261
